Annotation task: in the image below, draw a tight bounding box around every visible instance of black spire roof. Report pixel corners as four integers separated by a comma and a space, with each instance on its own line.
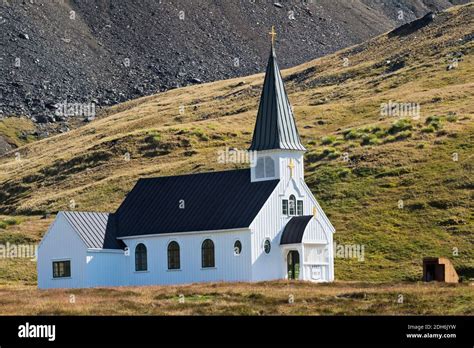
249, 45, 306, 152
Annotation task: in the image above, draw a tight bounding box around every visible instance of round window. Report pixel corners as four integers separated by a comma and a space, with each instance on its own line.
264, 239, 271, 254
234, 240, 242, 255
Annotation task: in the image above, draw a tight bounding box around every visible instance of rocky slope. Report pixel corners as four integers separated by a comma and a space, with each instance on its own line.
0, 0, 468, 137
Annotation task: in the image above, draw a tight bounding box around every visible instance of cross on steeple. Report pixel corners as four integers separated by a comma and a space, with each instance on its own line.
268, 26, 277, 46
288, 159, 295, 178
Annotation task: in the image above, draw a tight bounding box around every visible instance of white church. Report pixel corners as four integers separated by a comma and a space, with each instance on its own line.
37, 41, 335, 289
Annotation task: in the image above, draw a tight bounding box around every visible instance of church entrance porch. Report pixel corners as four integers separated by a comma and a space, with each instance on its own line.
280, 215, 332, 282
280, 243, 329, 281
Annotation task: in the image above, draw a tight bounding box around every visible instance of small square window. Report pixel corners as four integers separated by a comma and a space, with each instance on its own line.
53, 260, 71, 278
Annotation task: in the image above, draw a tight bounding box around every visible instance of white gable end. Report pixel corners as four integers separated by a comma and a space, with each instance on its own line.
37, 213, 88, 289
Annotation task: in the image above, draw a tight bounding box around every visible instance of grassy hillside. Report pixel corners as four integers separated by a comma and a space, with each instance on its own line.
0, 4, 473, 283
0, 117, 37, 152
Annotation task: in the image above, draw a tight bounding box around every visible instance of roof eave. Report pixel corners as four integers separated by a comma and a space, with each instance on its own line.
117, 227, 252, 240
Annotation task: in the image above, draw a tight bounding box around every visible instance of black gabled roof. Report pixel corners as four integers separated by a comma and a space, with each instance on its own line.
114, 169, 279, 238
249, 46, 306, 152
62, 211, 125, 250
280, 215, 313, 245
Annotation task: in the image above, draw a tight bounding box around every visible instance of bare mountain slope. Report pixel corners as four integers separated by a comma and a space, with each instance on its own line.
0, 0, 468, 126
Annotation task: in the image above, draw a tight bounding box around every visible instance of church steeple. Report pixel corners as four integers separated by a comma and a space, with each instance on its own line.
249, 31, 306, 152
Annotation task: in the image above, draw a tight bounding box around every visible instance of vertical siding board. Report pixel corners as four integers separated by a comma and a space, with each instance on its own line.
85, 251, 126, 287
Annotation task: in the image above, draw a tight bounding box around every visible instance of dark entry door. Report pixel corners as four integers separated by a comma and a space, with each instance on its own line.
287, 250, 300, 280
426, 264, 435, 281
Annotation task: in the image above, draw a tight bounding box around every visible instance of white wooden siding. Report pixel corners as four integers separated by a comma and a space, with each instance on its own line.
250, 150, 334, 282
37, 213, 87, 289
122, 229, 252, 286
302, 218, 329, 243
85, 250, 127, 287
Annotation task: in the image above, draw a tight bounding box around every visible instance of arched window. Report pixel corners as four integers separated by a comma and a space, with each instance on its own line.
234, 240, 242, 255
289, 195, 296, 215
202, 239, 215, 268
167, 241, 180, 270
135, 243, 147, 271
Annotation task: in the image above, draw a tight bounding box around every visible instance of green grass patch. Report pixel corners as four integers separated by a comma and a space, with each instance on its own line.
421, 126, 436, 133
388, 119, 412, 134
190, 129, 209, 141
425, 116, 443, 130
321, 135, 337, 145
0, 217, 21, 230
0, 117, 36, 147
446, 115, 458, 123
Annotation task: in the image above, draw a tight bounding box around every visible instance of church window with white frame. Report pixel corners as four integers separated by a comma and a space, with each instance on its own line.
234, 240, 242, 255
255, 156, 275, 179
264, 239, 271, 254
135, 243, 148, 271
167, 241, 180, 270
202, 239, 215, 268
297, 200, 303, 215
289, 195, 296, 215
284, 195, 304, 216
282, 199, 288, 215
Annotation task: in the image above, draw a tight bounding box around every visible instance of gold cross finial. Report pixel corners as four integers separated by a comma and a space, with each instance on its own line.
268, 26, 277, 46
288, 159, 295, 178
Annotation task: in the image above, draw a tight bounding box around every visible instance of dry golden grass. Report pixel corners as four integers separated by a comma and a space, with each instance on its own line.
0, 215, 52, 241
0, 281, 472, 315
